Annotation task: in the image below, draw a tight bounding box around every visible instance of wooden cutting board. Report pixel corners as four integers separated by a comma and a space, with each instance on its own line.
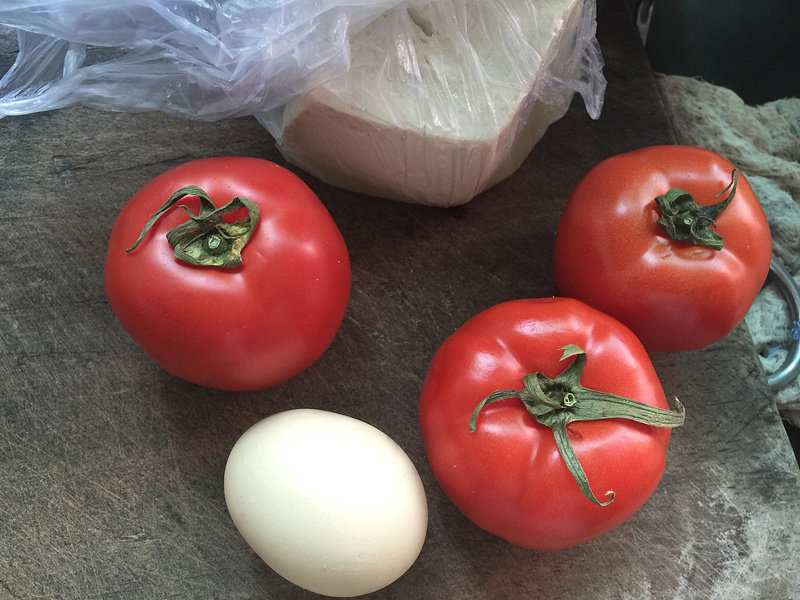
1, 1, 798, 598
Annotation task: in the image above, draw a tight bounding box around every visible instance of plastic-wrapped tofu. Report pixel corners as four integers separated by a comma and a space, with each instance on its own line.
266, 0, 605, 207
0, 0, 603, 207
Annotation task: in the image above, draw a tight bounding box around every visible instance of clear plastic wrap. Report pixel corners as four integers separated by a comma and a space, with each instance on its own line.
0, 0, 406, 120
0, 0, 605, 205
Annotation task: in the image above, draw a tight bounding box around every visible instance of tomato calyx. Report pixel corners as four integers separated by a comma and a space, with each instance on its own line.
655, 169, 739, 250
126, 185, 260, 268
469, 345, 685, 506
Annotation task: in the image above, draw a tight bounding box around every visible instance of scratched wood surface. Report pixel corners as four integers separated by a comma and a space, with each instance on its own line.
1, 2, 800, 599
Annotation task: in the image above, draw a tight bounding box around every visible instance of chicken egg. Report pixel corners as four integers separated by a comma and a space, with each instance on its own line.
224, 409, 428, 597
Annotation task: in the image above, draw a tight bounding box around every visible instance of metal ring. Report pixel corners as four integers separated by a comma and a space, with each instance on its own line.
766, 256, 800, 391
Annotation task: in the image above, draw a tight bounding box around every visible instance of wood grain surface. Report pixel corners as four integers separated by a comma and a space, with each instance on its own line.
1, 2, 799, 599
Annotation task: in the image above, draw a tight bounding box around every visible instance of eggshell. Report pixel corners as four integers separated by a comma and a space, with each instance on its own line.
224, 409, 428, 597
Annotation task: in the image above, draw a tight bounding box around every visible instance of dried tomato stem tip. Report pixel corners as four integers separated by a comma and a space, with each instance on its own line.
469, 345, 685, 507
655, 168, 739, 251
125, 185, 260, 268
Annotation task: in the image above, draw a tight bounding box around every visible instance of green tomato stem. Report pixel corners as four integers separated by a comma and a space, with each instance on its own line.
654, 169, 739, 250
469, 344, 685, 506
126, 185, 260, 268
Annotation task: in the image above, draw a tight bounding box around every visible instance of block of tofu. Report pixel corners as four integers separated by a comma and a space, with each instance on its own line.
274, 0, 595, 206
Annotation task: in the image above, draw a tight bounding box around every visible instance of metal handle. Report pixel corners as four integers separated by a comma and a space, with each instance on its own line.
634, 0, 657, 44
766, 256, 800, 391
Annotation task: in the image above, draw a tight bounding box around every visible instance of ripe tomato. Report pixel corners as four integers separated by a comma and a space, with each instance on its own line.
104, 157, 351, 391
553, 145, 772, 352
418, 298, 684, 550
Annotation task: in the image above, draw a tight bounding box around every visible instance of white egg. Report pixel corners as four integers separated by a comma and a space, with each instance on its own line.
223, 408, 428, 597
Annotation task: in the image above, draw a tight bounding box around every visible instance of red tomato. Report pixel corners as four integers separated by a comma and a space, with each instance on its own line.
418, 298, 683, 550
104, 157, 351, 391
553, 145, 772, 352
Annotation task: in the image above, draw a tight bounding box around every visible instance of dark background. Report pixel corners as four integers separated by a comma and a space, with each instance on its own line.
641, 0, 800, 105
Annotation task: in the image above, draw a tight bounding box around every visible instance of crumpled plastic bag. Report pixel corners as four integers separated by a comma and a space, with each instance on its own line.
0, 0, 605, 206
0, 0, 408, 120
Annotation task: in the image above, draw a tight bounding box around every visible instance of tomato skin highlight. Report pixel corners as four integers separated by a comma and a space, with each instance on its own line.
553, 145, 772, 352
418, 298, 673, 550
104, 157, 351, 391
